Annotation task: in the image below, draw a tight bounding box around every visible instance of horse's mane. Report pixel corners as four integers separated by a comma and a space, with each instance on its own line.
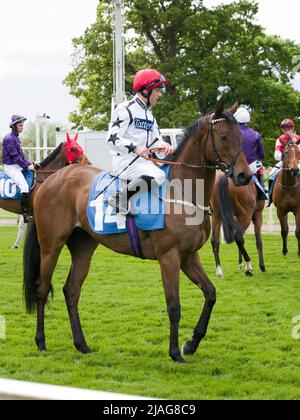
171, 110, 237, 162
39, 143, 63, 169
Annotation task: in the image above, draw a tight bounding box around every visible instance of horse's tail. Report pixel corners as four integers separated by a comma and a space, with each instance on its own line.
23, 220, 53, 314
216, 175, 237, 244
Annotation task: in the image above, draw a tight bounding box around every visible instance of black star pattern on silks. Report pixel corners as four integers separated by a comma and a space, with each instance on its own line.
112, 117, 124, 128
108, 133, 119, 146
125, 143, 136, 154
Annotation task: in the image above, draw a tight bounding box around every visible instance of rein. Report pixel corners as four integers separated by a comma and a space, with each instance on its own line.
36, 153, 88, 178
146, 116, 241, 177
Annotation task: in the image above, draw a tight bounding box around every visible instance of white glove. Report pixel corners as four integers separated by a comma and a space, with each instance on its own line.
249, 161, 263, 174
274, 150, 282, 161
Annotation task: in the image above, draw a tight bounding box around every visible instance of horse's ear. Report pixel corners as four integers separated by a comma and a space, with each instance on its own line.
73, 133, 79, 142
66, 133, 71, 143
228, 102, 239, 115
214, 99, 225, 119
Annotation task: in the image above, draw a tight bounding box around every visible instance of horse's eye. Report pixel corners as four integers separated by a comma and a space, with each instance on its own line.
71, 147, 78, 153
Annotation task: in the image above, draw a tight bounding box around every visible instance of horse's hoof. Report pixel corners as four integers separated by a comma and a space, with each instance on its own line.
283, 250, 288, 256
260, 265, 266, 273
38, 345, 47, 352
36, 338, 47, 352
216, 266, 224, 278
182, 342, 196, 356
170, 351, 186, 363
75, 344, 93, 354
245, 271, 253, 277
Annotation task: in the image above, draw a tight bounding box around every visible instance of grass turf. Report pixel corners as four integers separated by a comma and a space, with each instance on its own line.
0, 226, 300, 400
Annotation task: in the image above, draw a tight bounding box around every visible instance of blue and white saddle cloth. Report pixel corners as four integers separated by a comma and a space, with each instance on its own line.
0, 169, 35, 200
252, 175, 268, 201
87, 166, 171, 234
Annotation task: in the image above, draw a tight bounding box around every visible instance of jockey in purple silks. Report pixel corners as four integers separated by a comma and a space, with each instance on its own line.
2, 115, 36, 223
234, 107, 265, 187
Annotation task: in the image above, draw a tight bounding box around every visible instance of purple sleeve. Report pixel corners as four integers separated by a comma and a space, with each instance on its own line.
257, 134, 265, 160
4, 140, 31, 168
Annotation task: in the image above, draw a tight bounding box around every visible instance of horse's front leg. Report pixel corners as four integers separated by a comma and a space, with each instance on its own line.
181, 252, 216, 357
252, 205, 266, 272
277, 209, 289, 256
295, 211, 300, 257
159, 249, 185, 363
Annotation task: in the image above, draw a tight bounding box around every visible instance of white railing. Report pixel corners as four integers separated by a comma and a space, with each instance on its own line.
246, 204, 295, 233
22, 146, 56, 162
0, 378, 152, 400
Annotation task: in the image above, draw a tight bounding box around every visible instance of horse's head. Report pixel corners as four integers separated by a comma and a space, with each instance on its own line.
283, 141, 300, 177
205, 102, 252, 186
65, 133, 87, 164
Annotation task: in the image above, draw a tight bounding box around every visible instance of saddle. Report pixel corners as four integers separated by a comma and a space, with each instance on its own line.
0, 169, 35, 200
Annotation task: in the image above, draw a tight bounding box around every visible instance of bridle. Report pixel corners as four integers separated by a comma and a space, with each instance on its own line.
147, 115, 241, 177
282, 142, 300, 173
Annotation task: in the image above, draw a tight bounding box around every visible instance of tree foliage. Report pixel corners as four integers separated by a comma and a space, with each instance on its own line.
64, 0, 300, 159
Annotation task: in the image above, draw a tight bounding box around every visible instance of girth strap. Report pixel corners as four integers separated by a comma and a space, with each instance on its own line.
126, 215, 145, 259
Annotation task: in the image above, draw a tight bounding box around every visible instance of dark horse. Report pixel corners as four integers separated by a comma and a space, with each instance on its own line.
23, 103, 252, 363
211, 171, 265, 277
0, 134, 86, 217
273, 142, 300, 256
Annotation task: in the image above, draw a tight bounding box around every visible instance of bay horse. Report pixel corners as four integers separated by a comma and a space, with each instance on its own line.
211, 172, 266, 277
0, 133, 86, 217
23, 103, 252, 363
272, 141, 300, 256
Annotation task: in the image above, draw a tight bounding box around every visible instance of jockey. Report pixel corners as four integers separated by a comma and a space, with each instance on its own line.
2, 115, 36, 223
267, 118, 300, 206
234, 107, 265, 186
107, 68, 173, 214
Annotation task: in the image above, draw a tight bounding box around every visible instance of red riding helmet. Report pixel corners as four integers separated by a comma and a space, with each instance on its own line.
133, 69, 169, 92
280, 119, 295, 129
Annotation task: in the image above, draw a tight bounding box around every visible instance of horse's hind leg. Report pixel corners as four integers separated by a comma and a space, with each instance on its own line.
235, 223, 253, 276
252, 206, 266, 272
36, 247, 64, 351
64, 229, 98, 354
211, 214, 224, 278
181, 252, 216, 357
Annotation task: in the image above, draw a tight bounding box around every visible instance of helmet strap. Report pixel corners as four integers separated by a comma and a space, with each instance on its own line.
140, 89, 152, 107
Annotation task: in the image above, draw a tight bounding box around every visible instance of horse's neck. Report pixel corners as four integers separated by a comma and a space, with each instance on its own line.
36, 156, 66, 184
170, 136, 215, 206
280, 165, 298, 187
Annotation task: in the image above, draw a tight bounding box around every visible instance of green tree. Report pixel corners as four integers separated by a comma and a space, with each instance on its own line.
64, 0, 300, 157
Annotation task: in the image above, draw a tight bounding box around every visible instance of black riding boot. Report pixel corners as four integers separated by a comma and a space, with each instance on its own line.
267, 180, 274, 208
20, 193, 33, 223
108, 176, 156, 215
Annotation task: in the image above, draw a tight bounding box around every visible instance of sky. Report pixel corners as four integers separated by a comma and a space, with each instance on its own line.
1, 0, 300, 137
